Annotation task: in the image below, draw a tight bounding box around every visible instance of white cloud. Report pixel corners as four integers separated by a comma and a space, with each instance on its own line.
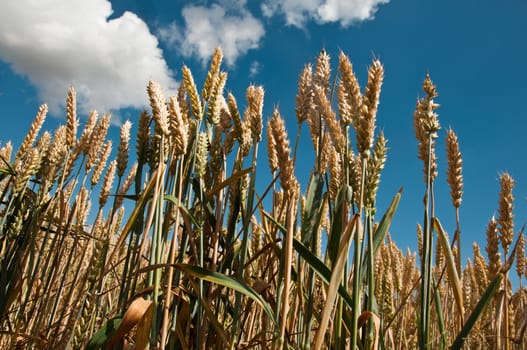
0, 0, 177, 117
249, 61, 262, 78
159, 3, 265, 67
261, 0, 390, 27
262, 0, 320, 27
317, 0, 390, 25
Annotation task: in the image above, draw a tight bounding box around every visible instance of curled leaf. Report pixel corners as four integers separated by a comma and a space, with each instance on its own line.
106, 298, 153, 349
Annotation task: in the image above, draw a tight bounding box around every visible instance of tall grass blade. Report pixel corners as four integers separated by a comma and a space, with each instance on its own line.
450, 272, 503, 350
206, 167, 252, 197
326, 186, 352, 266
300, 172, 325, 246
85, 317, 123, 350
293, 238, 354, 308
451, 232, 522, 349
360, 188, 402, 280
174, 263, 277, 325
314, 213, 359, 349
432, 217, 464, 323
103, 168, 157, 273
432, 276, 447, 349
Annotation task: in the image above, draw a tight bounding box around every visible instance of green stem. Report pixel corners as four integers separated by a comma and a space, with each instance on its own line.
160, 159, 184, 349
419, 134, 434, 350
351, 156, 368, 350
233, 143, 258, 346
366, 211, 375, 350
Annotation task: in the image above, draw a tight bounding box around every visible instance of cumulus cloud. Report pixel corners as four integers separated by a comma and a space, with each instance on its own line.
159, 3, 265, 67
0, 0, 177, 117
262, 0, 390, 27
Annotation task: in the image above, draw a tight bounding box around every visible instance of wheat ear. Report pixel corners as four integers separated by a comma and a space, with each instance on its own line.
16, 104, 47, 161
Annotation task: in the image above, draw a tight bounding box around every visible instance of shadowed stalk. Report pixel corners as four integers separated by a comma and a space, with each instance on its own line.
160, 158, 184, 349
350, 156, 368, 350
278, 197, 295, 349
365, 209, 376, 349
419, 133, 434, 350
233, 142, 259, 347
315, 213, 359, 349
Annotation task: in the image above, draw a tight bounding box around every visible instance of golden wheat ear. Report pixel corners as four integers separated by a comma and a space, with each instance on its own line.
446, 129, 463, 208
295, 64, 313, 125
15, 103, 47, 161
116, 120, 131, 178
497, 172, 515, 255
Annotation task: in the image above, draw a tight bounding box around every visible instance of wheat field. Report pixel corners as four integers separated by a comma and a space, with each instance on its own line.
0, 48, 526, 349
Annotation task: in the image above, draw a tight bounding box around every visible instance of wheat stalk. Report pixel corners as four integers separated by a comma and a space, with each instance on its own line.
147, 80, 170, 137
356, 60, 384, 157
296, 64, 314, 124
268, 109, 298, 197
182, 65, 203, 120
66, 86, 78, 147
117, 121, 131, 178
16, 104, 47, 161
91, 141, 112, 187
202, 47, 223, 101
86, 114, 110, 172
338, 52, 362, 126
245, 85, 264, 143
497, 172, 515, 256
98, 160, 116, 208
486, 216, 502, 280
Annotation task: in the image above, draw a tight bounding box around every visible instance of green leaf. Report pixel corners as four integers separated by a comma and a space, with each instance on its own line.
0, 167, 14, 176
292, 238, 353, 311
191, 177, 217, 225
327, 185, 352, 267
103, 168, 157, 273
174, 263, 277, 326
451, 231, 523, 349
360, 188, 402, 278
85, 316, 122, 350
433, 217, 464, 323
188, 278, 231, 347
206, 167, 252, 197
300, 172, 325, 246
314, 214, 359, 349
432, 276, 447, 350
0, 154, 15, 176
165, 194, 201, 228
450, 273, 503, 350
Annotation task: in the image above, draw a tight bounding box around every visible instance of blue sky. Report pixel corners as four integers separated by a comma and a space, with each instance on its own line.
1, 0, 526, 259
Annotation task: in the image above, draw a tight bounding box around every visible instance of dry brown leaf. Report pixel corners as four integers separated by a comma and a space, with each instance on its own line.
134, 299, 154, 350
357, 311, 381, 350
106, 297, 153, 349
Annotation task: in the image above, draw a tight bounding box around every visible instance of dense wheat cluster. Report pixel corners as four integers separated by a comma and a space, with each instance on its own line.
1, 48, 526, 349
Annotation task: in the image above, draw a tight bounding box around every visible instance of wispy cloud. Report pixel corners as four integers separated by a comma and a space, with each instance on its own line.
261, 0, 320, 28
249, 61, 262, 78
0, 0, 177, 117
262, 0, 390, 27
159, 2, 265, 67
